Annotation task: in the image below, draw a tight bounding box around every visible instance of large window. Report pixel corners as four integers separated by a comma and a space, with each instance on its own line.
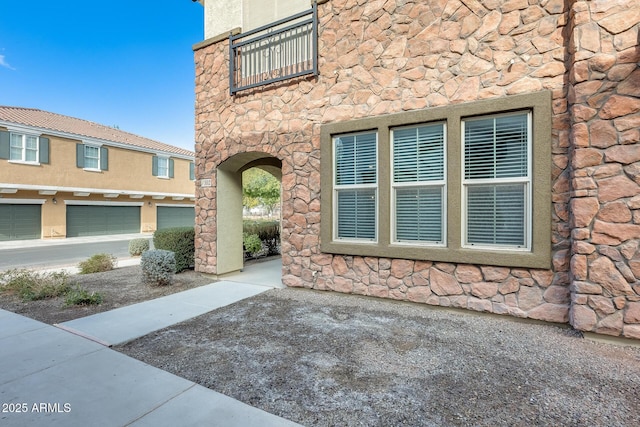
75, 143, 108, 171
10, 133, 38, 162
321, 91, 551, 269
334, 132, 377, 241
152, 155, 174, 179
392, 123, 445, 245
463, 112, 530, 249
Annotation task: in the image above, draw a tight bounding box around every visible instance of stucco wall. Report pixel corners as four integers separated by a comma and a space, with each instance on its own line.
194, 0, 640, 339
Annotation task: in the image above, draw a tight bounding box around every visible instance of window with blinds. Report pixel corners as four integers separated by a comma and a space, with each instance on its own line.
463, 112, 530, 248
334, 132, 377, 241
392, 123, 445, 244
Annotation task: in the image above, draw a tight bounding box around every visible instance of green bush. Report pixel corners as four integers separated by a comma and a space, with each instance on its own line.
65, 286, 103, 306
128, 238, 150, 256
243, 220, 280, 256
153, 227, 194, 273
141, 250, 176, 286
0, 269, 70, 302
243, 233, 263, 256
78, 253, 116, 274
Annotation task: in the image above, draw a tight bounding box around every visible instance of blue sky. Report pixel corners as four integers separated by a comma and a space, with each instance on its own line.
0, 1, 203, 151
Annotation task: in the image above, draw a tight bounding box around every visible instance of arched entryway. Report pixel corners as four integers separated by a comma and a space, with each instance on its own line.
216, 152, 282, 275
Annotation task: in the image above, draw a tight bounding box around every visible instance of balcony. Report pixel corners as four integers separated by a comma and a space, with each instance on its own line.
229, 3, 318, 94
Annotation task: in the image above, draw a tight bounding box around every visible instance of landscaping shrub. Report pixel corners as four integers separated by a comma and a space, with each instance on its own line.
0, 269, 70, 302
243, 233, 263, 257
243, 220, 280, 256
78, 253, 116, 274
153, 227, 194, 273
141, 250, 176, 286
128, 238, 150, 256
65, 286, 103, 306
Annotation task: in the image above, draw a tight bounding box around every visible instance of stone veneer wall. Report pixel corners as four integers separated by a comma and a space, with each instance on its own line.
194, 0, 640, 339
566, 0, 640, 339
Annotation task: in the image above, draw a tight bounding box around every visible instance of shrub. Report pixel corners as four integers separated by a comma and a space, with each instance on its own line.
141, 250, 176, 286
128, 238, 150, 256
243, 220, 280, 256
243, 233, 263, 257
65, 286, 103, 306
78, 253, 116, 274
0, 269, 70, 302
153, 227, 194, 273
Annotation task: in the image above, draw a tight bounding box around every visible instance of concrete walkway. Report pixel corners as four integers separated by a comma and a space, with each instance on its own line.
0, 259, 301, 427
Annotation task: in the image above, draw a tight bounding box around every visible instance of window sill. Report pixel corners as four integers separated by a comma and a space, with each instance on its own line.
156, 176, 171, 180
83, 168, 103, 173
8, 160, 41, 166
321, 240, 550, 270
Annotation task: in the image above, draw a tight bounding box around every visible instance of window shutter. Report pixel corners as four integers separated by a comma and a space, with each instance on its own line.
189, 162, 195, 180
169, 158, 174, 178
39, 137, 50, 164
76, 143, 85, 168
152, 155, 158, 176
0, 131, 9, 159
100, 147, 108, 171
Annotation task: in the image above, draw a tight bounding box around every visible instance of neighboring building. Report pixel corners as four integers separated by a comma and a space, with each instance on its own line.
0, 107, 195, 240
193, 0, 640, 341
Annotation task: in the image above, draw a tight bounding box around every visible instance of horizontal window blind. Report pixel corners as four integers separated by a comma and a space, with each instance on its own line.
396, 187, 443, 243
466, 184, 525, 246
464, 114, 528, 180
393, 124, 444, 183
335, 133, 377, 185
336, 189, 376, 240
393, 123, 445, 243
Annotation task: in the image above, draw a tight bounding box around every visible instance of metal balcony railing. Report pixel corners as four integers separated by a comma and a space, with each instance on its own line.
229, 3, 318, 94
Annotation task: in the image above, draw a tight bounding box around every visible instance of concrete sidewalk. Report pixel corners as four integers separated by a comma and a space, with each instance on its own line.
0, 258, 300, 426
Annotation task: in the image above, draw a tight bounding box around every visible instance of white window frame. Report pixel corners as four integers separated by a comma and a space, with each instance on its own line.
83, 144, 101, 171
9, 132, 39, 164
391, 122, 447, 247
157, 156, 170, 179
461, 111, 532, 251
332, 131, 378, 243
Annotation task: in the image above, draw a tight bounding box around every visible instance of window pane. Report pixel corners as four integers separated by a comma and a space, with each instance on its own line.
157, 158, 169, 177
10, 134, 23, 160
396, 187, 443, 243
467, 184, 525, 246
84, 146, 99, 169
335, 133, 376, 185
465, 114, 528, 180
393, 124, 444, 183
25, 136, 38, 162
337, 189, 376, 240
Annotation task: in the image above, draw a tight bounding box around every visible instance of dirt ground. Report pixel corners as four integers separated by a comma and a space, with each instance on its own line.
0, 265, 214, 325
2, 264, 640, 426
117, 288, 640, 427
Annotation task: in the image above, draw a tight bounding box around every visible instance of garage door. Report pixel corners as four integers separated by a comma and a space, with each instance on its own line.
157, 206, 195, 230
66, 205, 140, 237
0, 204, 41, 241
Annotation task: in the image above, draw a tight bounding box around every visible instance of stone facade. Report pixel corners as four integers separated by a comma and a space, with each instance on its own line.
194, 0, 640, 340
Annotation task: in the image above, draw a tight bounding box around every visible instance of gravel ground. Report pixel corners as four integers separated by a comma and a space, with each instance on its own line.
117, 288, 640, 427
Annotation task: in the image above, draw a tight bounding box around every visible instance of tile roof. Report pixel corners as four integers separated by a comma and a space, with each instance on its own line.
0, 106, 194, 157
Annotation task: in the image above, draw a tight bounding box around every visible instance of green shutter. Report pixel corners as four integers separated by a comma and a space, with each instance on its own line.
0, 131, 9, 159
189, 162, 195, 180
169, 158, 174, 178
100, 147, 108, 171
39, 137, 50, 164
152, 155, 158, 176
76, 143, 85, 168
